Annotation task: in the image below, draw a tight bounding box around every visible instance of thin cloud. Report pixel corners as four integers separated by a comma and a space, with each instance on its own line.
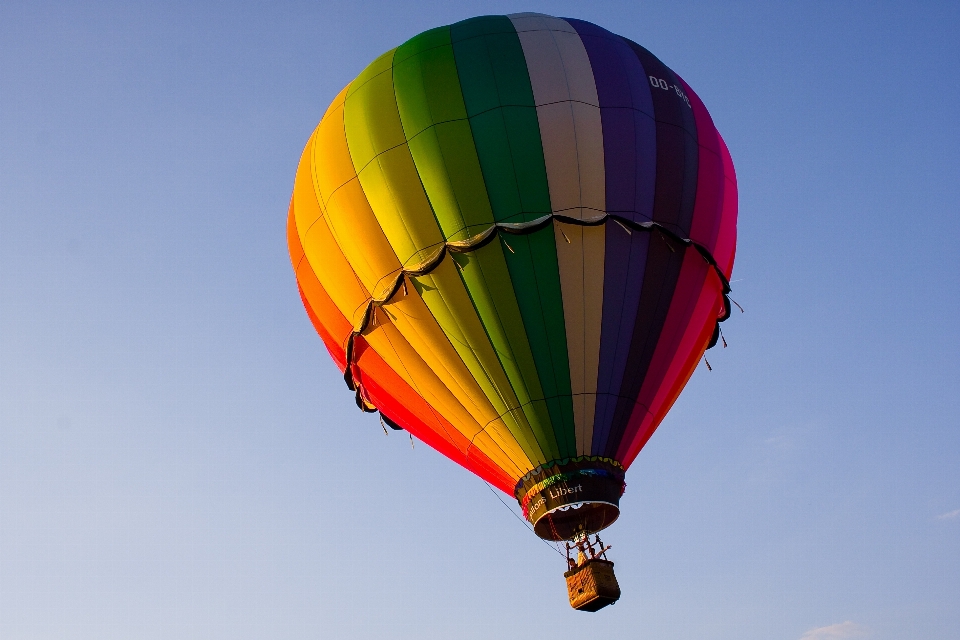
938, 509, 960, 520
800, 621, 870, 640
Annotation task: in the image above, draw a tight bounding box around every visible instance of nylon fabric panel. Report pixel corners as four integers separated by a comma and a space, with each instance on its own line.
410, 259, 548, 465
714, 133, 738, 277
492, 230, 577, 457
311, 95, 532, 474
451, 15, 577, 457
344, 62, 444, 267
565, 19, 655, 223
294, 237, 518, 490
318, 82, 486, 420
597, 39, 702, 458
612, 74, 732, 465
314, 88, 402, 301
510, 13, 605, 219
392, 27, 563, 460
298, 285, 346, 371
393, 26, 491, 240
310, 86, 357, 213
343, 49, 401, 171
297, 176, 529, 477
371, 303, 531, 477
555, 222, 605, 455
510, 13, 606, 455
292, 135, 369, 329
289, 251, 349, 374
620, 273, 724, 466
565, 19, 661, 451
623, 39, 699, 238
451, 16, 553, 224
288, 206, 348, 372
449, 246, 562, 460
342, 56, 549, 466
592, 227, 650, 452
352, 337, 518, 492
607, 73, 728, 462
598, 236, 685, 457
678, 75, 726, 256
617, 251, 711, 459
291, 194, 527, 480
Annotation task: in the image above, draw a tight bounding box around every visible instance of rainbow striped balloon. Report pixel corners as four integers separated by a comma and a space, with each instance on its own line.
288, 13, 737, 540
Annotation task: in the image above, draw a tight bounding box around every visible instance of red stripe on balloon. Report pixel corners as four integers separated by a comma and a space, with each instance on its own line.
288, 209, 516, 493
616, 250, 711, 460
619, 271, 724, 465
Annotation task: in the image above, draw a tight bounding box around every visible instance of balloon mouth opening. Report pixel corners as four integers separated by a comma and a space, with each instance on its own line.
533, 501, 621, 541
515, 457, 626, 541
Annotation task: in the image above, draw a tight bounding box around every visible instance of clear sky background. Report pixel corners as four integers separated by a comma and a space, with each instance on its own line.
1, 1, 958, 638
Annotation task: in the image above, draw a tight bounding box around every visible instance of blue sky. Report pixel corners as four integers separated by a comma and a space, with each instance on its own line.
1, 1, 958, 638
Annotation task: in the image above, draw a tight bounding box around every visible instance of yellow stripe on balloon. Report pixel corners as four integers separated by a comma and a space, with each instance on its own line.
342, 49, 549, 466
309, 88, 533, 474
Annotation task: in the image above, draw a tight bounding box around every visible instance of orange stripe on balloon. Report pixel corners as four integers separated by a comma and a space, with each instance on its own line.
352, 337, 516, 493
289, 205, 517, 492
298, 283, 347, 372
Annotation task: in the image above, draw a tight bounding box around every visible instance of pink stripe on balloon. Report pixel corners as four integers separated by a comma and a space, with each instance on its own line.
616, 250, 711, 460
678, 75, 727, 256
713, 132, 738, 278
619, 273, 723, 466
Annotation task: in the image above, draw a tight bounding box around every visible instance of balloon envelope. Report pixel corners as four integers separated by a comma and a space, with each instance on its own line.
288, 13, 737, 540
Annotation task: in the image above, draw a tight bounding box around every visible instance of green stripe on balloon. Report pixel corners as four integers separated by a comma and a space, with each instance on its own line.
392, 25, 564, 460
343, 44, 548, 465
451, 15, 578, 457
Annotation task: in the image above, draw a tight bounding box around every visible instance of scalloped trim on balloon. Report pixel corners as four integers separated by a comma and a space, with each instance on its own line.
341, 213, 734, 420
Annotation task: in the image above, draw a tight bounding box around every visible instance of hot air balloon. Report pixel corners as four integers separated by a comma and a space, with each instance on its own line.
287, 13, 737, 611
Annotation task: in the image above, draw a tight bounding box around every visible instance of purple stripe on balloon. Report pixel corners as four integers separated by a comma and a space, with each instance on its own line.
566, 18, 658, 453
592, 227, 650, 449
565, 19, 656, 222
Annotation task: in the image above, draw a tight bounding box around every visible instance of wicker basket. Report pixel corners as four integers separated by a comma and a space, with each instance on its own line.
564, 558, 621, 611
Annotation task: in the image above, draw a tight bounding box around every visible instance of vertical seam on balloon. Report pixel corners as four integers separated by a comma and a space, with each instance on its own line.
376, 312, 509, 473
339, 60, 494, 434
551, 22, 606, 455
624, 256, 701, 443
604, 237, 681, 456
483, 43, 565, 451
482, 32, 526, 217
594, 35, 655, 454
412, 58, 470, 239
474, 26, 576, 458
547, 27, 590, 455
513, 22, 582, 453
585, 28, 652, 454
503, 21, 578, 457
388, 46, 548, 465
599, 37, 670, 456
298, 132, 370, 333
333, 215, 732, 464
620, 277, 719, 465
344, 48, 438, 271
314, 104, 378, 298
617, 255, 711, 460
443, 31, 562, 461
